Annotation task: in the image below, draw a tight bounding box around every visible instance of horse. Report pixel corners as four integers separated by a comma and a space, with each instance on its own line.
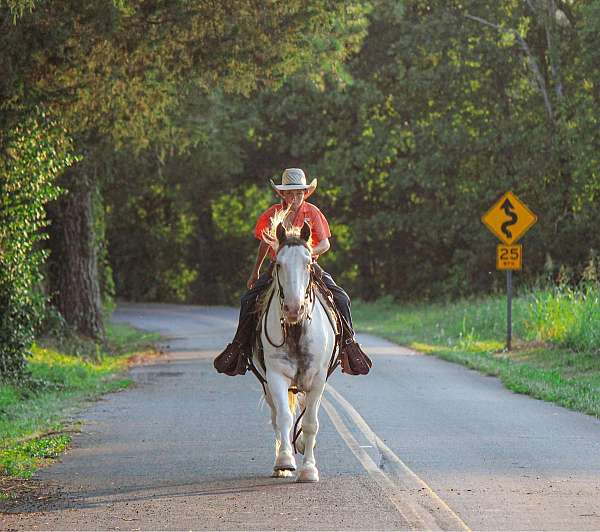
253, 221, 337, 483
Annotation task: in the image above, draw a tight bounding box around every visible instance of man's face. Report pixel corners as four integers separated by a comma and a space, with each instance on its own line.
282, 190, 305, 208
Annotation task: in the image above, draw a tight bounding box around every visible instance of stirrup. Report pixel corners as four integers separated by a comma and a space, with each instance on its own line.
214, 341, 248, 376
340, 340, 372, 376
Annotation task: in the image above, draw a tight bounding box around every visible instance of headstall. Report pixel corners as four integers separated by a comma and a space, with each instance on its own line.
264, 242, 315, 348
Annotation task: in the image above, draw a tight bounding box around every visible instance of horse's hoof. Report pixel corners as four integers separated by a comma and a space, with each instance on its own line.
272, 469, 293, 478
296, 465, 319, 483
274, 452, 296, 471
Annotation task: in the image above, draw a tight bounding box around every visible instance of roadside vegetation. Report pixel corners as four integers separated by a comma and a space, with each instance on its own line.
353, 280, 600, 419
0, 322, 159, 498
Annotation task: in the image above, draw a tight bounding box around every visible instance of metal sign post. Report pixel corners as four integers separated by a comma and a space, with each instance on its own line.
482, 192, 537, 351
506, 270, 512, 351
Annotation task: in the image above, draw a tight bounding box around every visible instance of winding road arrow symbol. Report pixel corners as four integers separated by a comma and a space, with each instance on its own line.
500, 198, 518, 240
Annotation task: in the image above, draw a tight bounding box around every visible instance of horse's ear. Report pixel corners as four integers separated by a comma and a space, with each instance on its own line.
300, 222, 311, 243
276, 223, 286, 245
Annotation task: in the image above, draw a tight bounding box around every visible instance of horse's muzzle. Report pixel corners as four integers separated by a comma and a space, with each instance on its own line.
283, 302, 304, 324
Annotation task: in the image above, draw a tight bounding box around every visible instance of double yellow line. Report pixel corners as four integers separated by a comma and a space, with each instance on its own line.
323, 385, 471, 531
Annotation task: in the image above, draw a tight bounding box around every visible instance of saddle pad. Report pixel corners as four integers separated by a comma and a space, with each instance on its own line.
253, 284, 274, 371
314, 286, 340, 335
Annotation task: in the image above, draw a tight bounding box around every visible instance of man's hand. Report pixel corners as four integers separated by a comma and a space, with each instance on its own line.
247, 271, 259, 289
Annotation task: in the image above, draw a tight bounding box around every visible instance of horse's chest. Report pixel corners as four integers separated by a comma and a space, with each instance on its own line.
274, 326, 316, 387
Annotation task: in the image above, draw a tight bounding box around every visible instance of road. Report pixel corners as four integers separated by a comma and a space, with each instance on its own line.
3, 303, 600, 530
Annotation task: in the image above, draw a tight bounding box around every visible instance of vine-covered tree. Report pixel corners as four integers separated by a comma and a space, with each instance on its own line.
0, 112, 75, 379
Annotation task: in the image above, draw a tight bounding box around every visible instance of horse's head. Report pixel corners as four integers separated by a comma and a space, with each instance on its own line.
274, 222, 312, 324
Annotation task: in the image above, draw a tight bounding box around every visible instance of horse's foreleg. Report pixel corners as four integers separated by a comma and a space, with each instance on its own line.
267, 372, 296, 474
263, 390, 280, 452
296, 377, 326, 483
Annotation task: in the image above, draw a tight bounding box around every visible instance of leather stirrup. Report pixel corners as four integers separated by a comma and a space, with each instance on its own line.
340, 339, 373, 375
214, 342, 248, 376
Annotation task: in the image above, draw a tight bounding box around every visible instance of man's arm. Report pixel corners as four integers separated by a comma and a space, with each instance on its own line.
312, 237, 330, 259
247, 241, 270, 288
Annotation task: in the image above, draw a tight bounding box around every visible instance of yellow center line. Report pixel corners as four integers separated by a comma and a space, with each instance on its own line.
325, 384, 471, 532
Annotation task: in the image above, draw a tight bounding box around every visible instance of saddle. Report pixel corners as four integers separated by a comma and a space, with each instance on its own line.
215, 265, 370, 381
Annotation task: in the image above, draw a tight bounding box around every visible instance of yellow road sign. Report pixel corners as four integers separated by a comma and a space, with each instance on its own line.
481, 191, 537, 245
497, 244, 522, 270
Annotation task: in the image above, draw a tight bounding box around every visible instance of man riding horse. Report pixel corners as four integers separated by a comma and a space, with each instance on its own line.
214, 168, 372, 377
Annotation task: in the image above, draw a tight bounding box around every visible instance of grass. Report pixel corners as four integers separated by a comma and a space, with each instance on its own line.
353, 285, 600, 418
0, 321, 160, 491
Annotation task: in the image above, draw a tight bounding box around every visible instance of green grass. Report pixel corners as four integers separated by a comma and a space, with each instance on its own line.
1, 434, 71, 478
0, 321, 159, 486
353, 286, 600, 418
104, 322, 161, 355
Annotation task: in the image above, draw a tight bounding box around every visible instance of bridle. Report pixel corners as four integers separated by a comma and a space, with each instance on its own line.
265, 241, 315, 348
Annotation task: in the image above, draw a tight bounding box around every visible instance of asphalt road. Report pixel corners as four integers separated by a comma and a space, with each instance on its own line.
4, 303, 600, 530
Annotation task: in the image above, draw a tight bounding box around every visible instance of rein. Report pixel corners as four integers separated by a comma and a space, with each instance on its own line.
264, 265, 314, 349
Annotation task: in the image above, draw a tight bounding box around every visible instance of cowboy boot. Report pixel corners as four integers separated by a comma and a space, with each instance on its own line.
339, 318, 373, 376
214, 315, 254, 376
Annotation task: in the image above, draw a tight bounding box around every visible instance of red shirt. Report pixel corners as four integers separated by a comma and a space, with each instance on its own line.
254, 202, 331, 260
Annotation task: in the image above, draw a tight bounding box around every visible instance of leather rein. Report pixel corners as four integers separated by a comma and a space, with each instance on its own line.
263, 261, 315, 349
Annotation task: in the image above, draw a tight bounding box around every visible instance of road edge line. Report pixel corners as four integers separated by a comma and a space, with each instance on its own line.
326, 384, 471, 532
321, 397, 429, 529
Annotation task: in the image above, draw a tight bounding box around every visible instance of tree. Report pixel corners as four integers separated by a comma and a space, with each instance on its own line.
1, 0, 370, 338
0, 110, 74, 379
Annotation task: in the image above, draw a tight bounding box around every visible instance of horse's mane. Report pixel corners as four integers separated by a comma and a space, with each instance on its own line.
261, 205, 313, 255
261, 205, 289, 251
256, 206, 313, 319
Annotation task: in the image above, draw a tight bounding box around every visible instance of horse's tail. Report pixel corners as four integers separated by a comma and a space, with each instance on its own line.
288, 389, 299, 416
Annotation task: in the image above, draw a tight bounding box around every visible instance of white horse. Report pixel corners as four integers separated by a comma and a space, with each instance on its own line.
253, 221, 336, 483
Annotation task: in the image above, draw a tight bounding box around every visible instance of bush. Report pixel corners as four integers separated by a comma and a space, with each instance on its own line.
0, 109, 75, 381
527, 284, 600, 353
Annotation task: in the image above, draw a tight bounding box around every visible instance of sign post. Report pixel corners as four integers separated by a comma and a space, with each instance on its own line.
481, 192, 537, 350
507, 270, 512, 351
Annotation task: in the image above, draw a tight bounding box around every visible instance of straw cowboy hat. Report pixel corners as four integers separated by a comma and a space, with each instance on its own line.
270, 168, 317, 199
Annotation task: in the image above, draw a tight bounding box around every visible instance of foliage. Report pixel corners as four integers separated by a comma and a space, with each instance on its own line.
0, 111, 74, 380
210, 185, 275, 302
3, 0, 600, 333
0, 0, 371, 338
528, 284, 600, 353
137, 0, 598, 304
0, 0, 36, 19
105, 153, 200, 302
354, 282, 600, 357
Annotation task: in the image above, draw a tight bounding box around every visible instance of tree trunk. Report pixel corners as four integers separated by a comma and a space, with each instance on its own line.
47, 168, 105, 341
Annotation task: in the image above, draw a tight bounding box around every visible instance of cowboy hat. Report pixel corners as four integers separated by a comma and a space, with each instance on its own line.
270, 168, 317, 199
